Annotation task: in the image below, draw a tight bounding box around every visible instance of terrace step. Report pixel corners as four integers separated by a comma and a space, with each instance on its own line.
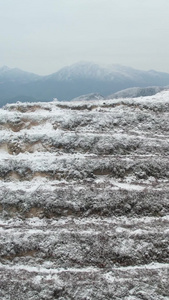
0, 91, 169, 299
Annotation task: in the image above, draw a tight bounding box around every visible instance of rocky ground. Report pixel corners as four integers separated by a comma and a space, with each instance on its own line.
0, 90, 169, 299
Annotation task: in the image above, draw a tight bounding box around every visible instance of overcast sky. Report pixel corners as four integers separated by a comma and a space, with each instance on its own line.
0, 0, 169, 75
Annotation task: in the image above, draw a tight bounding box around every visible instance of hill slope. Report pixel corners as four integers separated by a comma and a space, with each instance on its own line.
0, 90, 169, 299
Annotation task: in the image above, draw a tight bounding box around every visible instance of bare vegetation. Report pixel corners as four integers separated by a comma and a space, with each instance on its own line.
0, 91, 169, 299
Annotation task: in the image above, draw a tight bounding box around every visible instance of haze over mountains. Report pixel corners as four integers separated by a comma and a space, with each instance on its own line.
1, 62, 169, 106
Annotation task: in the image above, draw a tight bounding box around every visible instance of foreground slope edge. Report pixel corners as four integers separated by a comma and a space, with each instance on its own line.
0, 90, 169, 299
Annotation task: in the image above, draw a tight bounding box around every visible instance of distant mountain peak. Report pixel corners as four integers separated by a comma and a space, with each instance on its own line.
50, 61, 104, 80
48, 61, 150, 82
0, 65, 11, 73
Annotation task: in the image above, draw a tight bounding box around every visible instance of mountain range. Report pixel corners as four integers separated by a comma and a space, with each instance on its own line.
1, 62, 169, 106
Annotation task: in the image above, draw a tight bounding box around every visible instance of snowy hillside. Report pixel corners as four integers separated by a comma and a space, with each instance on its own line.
71, 93, 104, 101
107, 86, 165, 99
0, 90, 169, 299
71, 86, 166, 101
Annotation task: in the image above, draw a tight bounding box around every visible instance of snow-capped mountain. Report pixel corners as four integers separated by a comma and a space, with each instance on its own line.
47, 61, 108, 80
0, 65, 41, 82
0, 90, 169, 299
47, 61, 169, 83
1, 62, 169, 106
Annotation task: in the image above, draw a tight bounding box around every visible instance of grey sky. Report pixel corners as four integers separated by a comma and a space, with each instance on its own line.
0, 0, 169, 75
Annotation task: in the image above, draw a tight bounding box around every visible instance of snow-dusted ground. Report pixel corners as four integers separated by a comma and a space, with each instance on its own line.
0, 90, 169, 299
